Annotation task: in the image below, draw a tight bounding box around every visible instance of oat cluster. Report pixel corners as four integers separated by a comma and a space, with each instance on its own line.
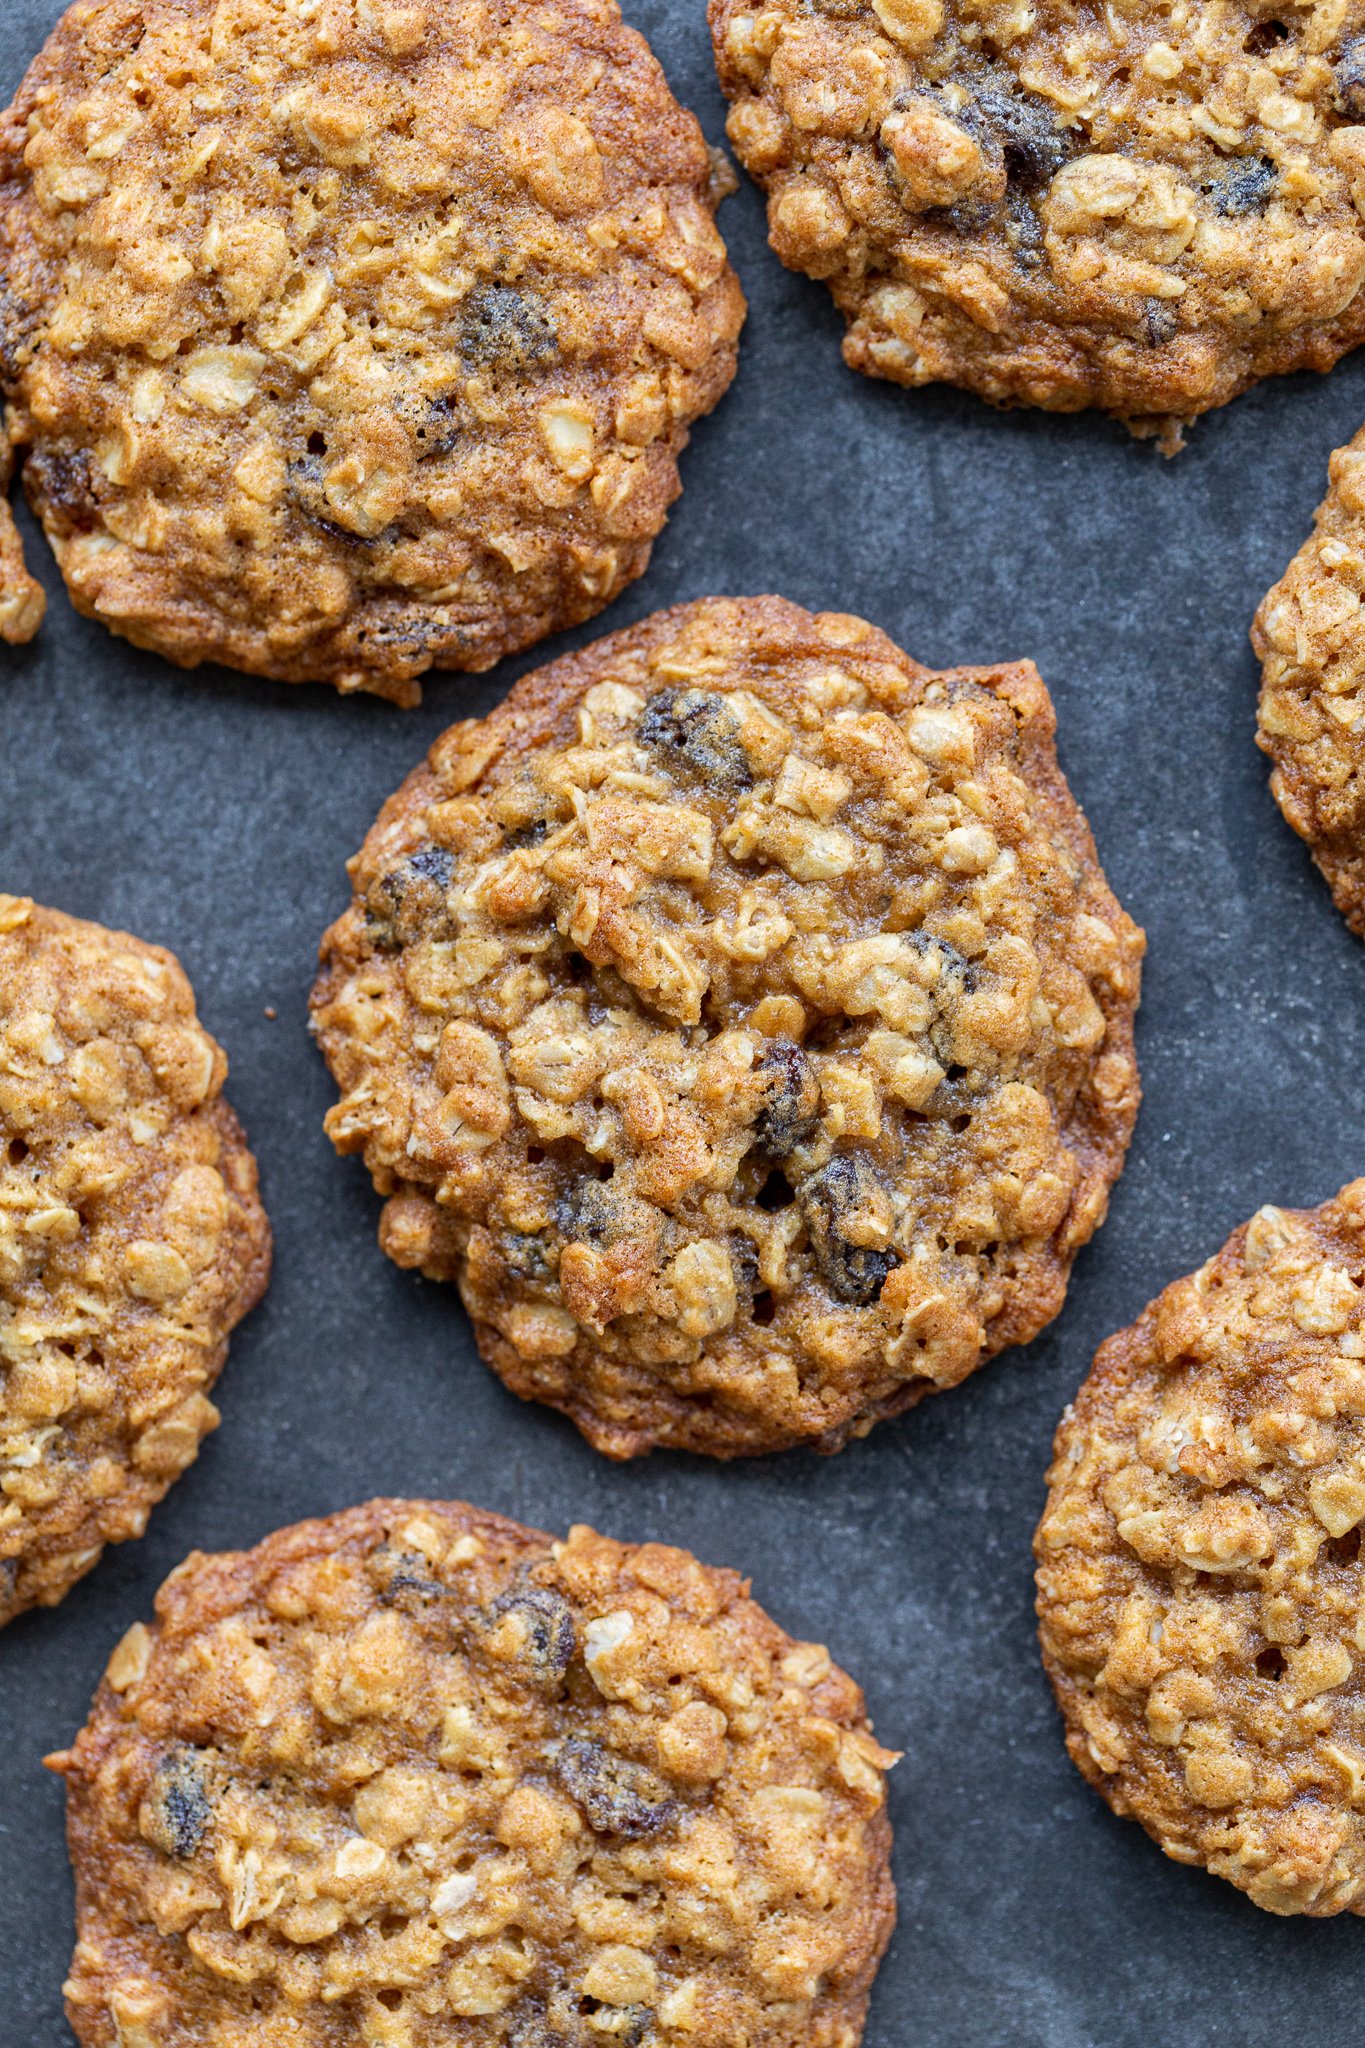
710, 0, 1365, 432
311, 596, 1143, 1459
53, 1498, 897, 2048
0, 0, 743, 698
1037, 1181, 1365, 1915
0, 897, 269, 1625
1255, 425, 1365, 934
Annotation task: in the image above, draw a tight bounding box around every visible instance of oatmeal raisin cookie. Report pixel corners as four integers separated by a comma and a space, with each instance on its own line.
0, 0, 743, 698
51, 1497, 897, 2047
711, 0, 1365, 435
311, 595, 1144, 1459
1038, 1180, 1365, 1914
0, 894, 269, 1623
1255, 423, 1365, 934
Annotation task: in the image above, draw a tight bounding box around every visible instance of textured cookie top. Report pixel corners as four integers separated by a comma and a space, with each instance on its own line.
1255, 424, 1365, 934
53, 1498, 897, 2048
311, 596, 1143, 1458
1037, 1182, 1365, 1915
0, 0, 743, 697
0, 896, 269, 1625
711, 0, 1365, 431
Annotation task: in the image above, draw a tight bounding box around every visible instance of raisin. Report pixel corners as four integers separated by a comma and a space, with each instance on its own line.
500, 1229, 556, 1280
395, 391, 460, 460
26, 448, 98, 534
368, 1543, 447, 1607
143, 1749, 212, 1859
554, 1179, 658, 1251
636, 688, 752, 789
752, 1041, 820, 1160
364, 844, 454, 951
1209, 156, 1276, 217
961, 80, 1068, 193
479, 1583, 577, 1686
460, 286, 558, 373
800, 1154, 897, 1307
1337, 39, 1365, 117
506, 2003, 575, 2048
1143, 300, 1178, 346
503, 817, 549, 850
554, 1738, 678, 1838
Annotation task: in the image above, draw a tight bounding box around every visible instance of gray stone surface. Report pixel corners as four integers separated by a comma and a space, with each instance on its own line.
4, 2, 1365, 2040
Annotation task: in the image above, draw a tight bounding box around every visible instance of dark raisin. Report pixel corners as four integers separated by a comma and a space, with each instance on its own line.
500, 1230, 556, 1280
1004, 191, 1045, 265
1143, 300, 1178, 346
26, 448, 98, 533
554, 1179, 659, 1251
554, 1738, 678, 1838
961, 81, 1069, 193
479, 1583, 577, 1686
143, 1749, 212, 1859
364, 844, 454, 951
0, 283, 37, 386
460, 286, 558, 373
752, 1041, 820, 1160
503, 818, 549, 850
800, 1154, 897, 1307
637, 688, 752, 789
506, 2003, 575, 2048
368, 1543, 447, 1606
1209, 156, 1277, 217
1337, 38, 1365, 116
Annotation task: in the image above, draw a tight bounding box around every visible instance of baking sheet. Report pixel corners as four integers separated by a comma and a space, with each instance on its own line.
5, 2, 1365, 2039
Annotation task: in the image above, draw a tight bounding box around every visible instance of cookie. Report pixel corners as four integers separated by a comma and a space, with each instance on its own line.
1037, 1180, 1365, 1916
1255, 425, 1365, 933
0, 0, 744, 702
0, 895, 269, 1624
311, 595, 1144, 1459
0, 416, 44, 643
50, 1497, 898, 2047
710, 0, 1365, 437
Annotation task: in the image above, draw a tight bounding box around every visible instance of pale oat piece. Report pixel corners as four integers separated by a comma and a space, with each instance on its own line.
1255, 423, 1365, 933
711, 0, 1365, 436
0, 896, 269, 1623
311, 595, 1144, 1459
50, 1497, 898, 2048
0, 0, 744, 699
1037, 1180, 1365, 1915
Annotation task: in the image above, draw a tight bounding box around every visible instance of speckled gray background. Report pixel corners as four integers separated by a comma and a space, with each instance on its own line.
3, 3, 1365, 2042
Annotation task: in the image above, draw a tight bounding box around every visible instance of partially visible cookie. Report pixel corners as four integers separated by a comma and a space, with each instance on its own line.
0, 895, 269, 1623
1037, 1181, 1365, 1915
0, 0, 743, 701
51, 1497, 898, 2047
1255, 426, 1365, 933
711, 0, 1365, 436
311, 595, 1143, 1459
0, 416, 44, 643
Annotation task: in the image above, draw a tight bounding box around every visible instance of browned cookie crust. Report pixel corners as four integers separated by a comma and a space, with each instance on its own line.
0, 0, 743, 702
1255, 423, 1365, 933
311, 595, 1143, 1459
0, 414, 44, 643
710, 0, 1365, 436
51, 1497, 898, 2048
1037, 1180, 1365, 1915
0, 895, 269, 1624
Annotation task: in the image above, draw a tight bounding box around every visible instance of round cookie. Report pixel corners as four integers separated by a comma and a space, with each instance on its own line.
50, 1497, 898, 2048
1255, 424, 1365, 934
0, 0, 744, 702
0, 895, 269, 1624
311, 595, 1144, 1459
1037, 1180, 1365, 1916
710, 0, 1365, 436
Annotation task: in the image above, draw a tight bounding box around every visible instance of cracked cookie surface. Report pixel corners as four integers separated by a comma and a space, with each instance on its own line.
0, 896, 269, 1624
1255, 423, 1365, 933
1037, 1181, 1365, 1914
710, 0, 1365, 434
51, 1497, 897, 2047
0, 0, 743, 700
311, 595, 1144, 1459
